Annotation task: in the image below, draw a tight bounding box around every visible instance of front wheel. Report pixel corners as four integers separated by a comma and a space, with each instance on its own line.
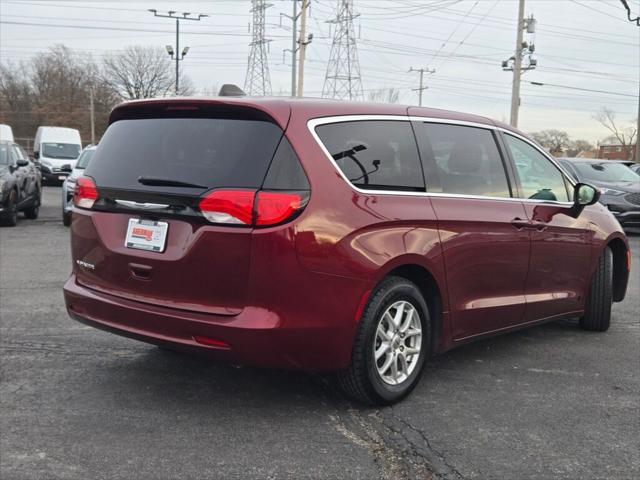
337, 276, 431, 405
580, 247, 613, 332
1, 191, 18, 227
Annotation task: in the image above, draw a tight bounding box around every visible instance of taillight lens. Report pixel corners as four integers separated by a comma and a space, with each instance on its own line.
256, 191, 306, 226
198, 190, 255, 225
198, 189, 308, 226
73, 176, 98, 209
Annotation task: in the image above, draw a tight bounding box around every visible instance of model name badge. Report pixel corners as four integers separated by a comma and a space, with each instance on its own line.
76, 260, 95, 270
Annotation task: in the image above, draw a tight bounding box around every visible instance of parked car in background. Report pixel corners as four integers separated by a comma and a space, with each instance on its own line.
62, 145, 97, 226
0, 124, 15, 142
0, 140, 42, 226
559, 158, 640, 232
64, 97, 630, 405
34, 126, 82, 184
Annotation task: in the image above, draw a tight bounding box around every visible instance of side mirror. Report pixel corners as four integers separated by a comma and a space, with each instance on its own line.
16, 159, 29, 167
569, 183, 599, 217
575, 183, 599, 206
34, 151, 40, 160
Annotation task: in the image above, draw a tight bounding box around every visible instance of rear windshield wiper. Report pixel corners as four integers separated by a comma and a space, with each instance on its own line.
137, 176, 207, 189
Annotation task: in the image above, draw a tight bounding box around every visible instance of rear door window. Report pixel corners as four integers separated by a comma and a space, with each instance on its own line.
85, 117, 284, 193
315, 120, 424, 191
415, 123, 511, 198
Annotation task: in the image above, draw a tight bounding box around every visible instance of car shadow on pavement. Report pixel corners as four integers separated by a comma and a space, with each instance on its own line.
88, 317, 586, 411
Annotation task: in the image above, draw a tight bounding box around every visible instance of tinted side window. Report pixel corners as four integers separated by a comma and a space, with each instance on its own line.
416, 123, 511, 198
315, 120, 424, 191
505, 134, 571, 202
263, 136, 309, 190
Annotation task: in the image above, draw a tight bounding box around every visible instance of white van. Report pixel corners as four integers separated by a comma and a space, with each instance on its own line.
0, 124, 14, 142
34, 126, 82, 183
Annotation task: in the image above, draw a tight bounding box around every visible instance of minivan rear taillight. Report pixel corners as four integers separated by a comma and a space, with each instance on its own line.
73, 176, 98, 209
199, 190, 255, 225
198, 189, 308, 227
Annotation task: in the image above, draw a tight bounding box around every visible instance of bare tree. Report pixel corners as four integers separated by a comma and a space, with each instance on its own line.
594, 108, 638, 160
566, 139, 595, 158
530, 129, 570, 155
0, 61, 35, 139
368, 87, 400, 104
102, 46, 193, 100
1, 45, 118, 145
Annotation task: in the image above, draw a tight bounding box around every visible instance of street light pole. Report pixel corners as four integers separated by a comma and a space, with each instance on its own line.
148, 9, 208, 95
176, 17, 180, 94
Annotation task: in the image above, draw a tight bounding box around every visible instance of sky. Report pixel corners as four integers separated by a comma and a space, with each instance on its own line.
0, 0, 638, 143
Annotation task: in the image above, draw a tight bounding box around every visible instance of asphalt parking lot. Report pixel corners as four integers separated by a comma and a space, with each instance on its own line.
1, 186, 638, 480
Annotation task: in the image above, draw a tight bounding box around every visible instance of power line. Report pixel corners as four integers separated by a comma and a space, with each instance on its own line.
620, 0, 640, 26
529, 81, 637, 98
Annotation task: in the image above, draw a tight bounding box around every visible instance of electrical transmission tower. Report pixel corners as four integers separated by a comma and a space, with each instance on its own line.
245, 0, 272, 96
322, 0, 363, 101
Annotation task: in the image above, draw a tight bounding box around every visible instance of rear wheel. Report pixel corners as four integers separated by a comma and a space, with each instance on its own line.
62, 210, 72, 227
1, 191, 18, 227
580, 247, 613, 332
338, 276, 430, 405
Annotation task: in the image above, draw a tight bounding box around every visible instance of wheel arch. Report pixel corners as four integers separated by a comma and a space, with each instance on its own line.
606, 236, 629, 302
381, 261, 445, 355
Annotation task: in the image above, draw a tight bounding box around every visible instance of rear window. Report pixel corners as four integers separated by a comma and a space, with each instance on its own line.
315, 120, 424, 191
85, 117, 283, 191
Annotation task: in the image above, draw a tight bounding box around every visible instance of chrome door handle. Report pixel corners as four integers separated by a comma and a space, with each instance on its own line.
510, 217, 530, 230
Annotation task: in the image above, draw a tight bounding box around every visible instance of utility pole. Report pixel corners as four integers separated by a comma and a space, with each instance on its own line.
297, 0, 312, 97
510, 0, 525, 127
245, 0, 273, 95
89, 88, 95, 145
502, 1, 537, 128
280, 1, 300, 96
635, 85, 640, 163
409, 67, 435, 107
149, 9, 208, 95
323, 0, 363, 101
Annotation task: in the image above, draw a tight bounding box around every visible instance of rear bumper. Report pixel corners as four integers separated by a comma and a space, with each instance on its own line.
63, 274, 354, 372
42, 170, 69, 183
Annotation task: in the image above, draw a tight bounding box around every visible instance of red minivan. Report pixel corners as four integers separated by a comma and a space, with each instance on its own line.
64, 97, 630, 404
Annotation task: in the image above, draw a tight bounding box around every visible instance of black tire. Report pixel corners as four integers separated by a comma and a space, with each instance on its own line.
1, 191, 18, 227
580, 247, 613, 332
24, 191, 41, 220
62, 210, 72, 227
337, 276, 431, 405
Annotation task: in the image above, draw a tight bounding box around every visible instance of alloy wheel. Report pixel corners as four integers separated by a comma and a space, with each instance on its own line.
373, 300, 422, 385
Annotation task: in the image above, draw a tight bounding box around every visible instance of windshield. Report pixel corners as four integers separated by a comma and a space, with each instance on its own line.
76, 149, 95, 169
572, 162, 640, 183
42, 142, 81, 160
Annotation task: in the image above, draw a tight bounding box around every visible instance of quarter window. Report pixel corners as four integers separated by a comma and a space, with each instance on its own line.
505, 134, 571, 202
315, 120, 424, 191
416, 123, 511, 198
